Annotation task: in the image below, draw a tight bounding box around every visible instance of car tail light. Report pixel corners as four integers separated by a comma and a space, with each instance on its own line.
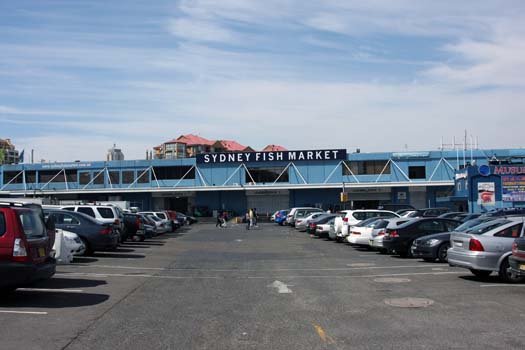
309, 223, 316, 228
469, 238, 485, 252
377, 229, 386, 236
388, 230, 399, 238
343, 217, 348, 222
100, 227, 112, 235
12, 238, 29, 262
512, 242, 518, 255
352, 231, 360, 235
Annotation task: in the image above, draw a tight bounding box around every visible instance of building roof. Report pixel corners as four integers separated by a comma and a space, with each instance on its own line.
175, 134, 214, 146
262, 144, 287, 152
213, 140, 247, 152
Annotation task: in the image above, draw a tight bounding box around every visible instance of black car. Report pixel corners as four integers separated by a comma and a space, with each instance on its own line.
406, 207, 451, 218
411, 217, 497, 262
382, 217, 461, 257
509, 236, 525, 278
44, 209, 119, 255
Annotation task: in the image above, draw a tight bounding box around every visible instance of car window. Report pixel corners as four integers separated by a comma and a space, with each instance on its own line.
466, 220, 511, 235
444, 221, 460, 231
77, 207, 96, 218
16, 209, 46, 238
52, 213, 81, 225
494, 223, 523, 238
0, 212, 5, 237
156, 213, 167, 220
456, 218, 491, 232
417, 220, 444, 233
97, 207, 115, 219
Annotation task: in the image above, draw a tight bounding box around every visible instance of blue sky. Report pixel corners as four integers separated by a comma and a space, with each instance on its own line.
1, 0, 524, 161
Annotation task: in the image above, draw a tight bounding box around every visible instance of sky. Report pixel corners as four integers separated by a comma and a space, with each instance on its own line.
1, 0, 524, 162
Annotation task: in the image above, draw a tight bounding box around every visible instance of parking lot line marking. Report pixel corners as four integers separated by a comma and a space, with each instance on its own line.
16, 288, 85, 293
313, 324, 336, 344
0, 310, 48, 315
480, 284, 525, 288
61, 264, 449, 273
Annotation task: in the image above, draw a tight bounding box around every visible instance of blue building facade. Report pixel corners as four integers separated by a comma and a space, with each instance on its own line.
1, 148, 524, 216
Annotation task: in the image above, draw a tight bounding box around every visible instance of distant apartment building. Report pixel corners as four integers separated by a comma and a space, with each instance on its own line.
154, 134, 272, 159
107, 144, 125, 161
0, 138, 20, 165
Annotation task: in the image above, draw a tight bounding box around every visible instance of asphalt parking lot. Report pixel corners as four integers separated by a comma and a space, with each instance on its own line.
1, 223, 525, 350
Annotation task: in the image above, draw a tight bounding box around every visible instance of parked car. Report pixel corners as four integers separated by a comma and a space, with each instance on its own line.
295, 212, 327, 232
140, 211, 174, 232
438, 212, 465, 220
306, 214, 337, 235
137, 213, 157, 238
448, 217, 525, 282
61, 204, 124, 240
370, 218, 413, 253
0, 200, 56, 292
347, 217, 393, 246
44, 209, 119, 255
481, 207, 525, 217
285, 207, 318, 226
509, 236, 525, 279
411, 217, 497, 263
406, 207, 451, 218
143, 214, 169, 234
335, 210, 400, 241
455, 213, 481, 222
290, 208, 324, 227
314, 217, 337, 238
383, 218, 461, 257
177, 212, 197, 225
274, 210, 290, 225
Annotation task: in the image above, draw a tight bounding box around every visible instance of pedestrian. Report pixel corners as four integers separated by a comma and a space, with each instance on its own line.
252, 208, 258, 227
245, 210, 251, 230
216, 212, 223, 228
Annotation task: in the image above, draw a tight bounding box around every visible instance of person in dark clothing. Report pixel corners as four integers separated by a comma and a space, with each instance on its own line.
216, 212, 223, 228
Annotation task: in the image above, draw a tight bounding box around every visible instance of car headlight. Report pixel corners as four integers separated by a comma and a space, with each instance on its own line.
425, 239, 441, 246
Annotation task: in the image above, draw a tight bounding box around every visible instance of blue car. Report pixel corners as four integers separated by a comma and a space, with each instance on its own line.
274, 210, 289, 225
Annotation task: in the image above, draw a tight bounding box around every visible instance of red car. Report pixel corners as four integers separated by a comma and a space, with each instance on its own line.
0, 200, 56, 293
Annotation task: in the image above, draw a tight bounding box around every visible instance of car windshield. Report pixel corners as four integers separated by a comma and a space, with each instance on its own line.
355, 217, 381, 227
15, 208, 46, 238
369, 219, 389, 229
455, 218, 494, 232
465, 220, 511, 235
148, 215, 161, 222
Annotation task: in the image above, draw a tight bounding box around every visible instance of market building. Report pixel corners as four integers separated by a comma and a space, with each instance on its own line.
2, 148, 525, 216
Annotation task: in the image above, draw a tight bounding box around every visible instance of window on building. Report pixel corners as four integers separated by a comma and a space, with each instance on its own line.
109, 171, 120, 184
38, 170, 66, 183
25, 171, 36, 183
3, 171, 24, 184
344, 160, 390, 175
409, 166, 426, 179
152, 166, 195, 180
79, 172, 91, 185
137, 169, 149, 183
65, 170, 77, 183
122, 171, 135, 184
93, 171, 105, 185
246, 167, 288, 183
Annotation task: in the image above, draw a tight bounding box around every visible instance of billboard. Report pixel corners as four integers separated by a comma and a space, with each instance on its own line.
502, 175, 525, 202
196, 149, 347, 164
477, 182, 495, 206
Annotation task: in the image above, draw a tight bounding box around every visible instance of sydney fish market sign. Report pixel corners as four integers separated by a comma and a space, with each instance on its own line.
197, 149, 347, 164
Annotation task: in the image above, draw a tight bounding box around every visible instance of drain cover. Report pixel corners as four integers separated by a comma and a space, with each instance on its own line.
384, 297, 434, 308
374, 277, 411, 283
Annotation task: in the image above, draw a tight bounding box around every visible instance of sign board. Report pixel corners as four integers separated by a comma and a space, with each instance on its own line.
477, 182, 495, 206
502, 175, 525, 202
340, 192, 349, 202
196, 149, 346, 164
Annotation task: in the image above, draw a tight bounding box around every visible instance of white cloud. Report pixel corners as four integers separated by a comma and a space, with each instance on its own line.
167, 18, 236, 43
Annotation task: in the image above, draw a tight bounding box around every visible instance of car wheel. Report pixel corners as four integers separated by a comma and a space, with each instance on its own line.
498, 258, 525, 283
469, 269, 492, 278
80, 237, 93, 256
437, 243, 450, 263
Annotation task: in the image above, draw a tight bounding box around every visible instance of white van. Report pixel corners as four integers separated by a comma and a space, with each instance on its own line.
333, 210, 400, 241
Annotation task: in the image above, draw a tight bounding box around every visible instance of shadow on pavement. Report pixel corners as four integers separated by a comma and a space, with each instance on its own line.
92, 252, 145, 259
32, 277, 107, 289
459, 275, 505, 284
72, 257, 99, 263
1, 290, 110, 308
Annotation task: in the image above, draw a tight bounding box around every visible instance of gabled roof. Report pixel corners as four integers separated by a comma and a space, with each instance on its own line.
262, 144, 287, 152
213, 140, 247, 152
176, 134, 214, 146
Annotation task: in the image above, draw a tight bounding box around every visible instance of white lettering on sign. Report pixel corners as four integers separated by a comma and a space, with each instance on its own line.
196, 149, 346, 164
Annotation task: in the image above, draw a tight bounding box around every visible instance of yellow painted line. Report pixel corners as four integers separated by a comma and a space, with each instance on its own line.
313, 324, 336, 344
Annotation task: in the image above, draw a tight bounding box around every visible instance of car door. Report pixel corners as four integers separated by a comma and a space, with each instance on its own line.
490, 222, 524, 253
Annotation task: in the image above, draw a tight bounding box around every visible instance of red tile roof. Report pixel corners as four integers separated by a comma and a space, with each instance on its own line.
176, 134, 214, 146
214, 140, 247, 152
262, 144, 287, 152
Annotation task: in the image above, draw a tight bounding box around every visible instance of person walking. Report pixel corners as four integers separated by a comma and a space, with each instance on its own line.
252, 208, 258, 227
245, 210, 251, 230
216, 212, 223, 228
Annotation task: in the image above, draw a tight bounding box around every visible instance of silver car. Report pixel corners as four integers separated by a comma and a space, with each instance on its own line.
448, 217, 525, 282
295, 212, 326, 231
